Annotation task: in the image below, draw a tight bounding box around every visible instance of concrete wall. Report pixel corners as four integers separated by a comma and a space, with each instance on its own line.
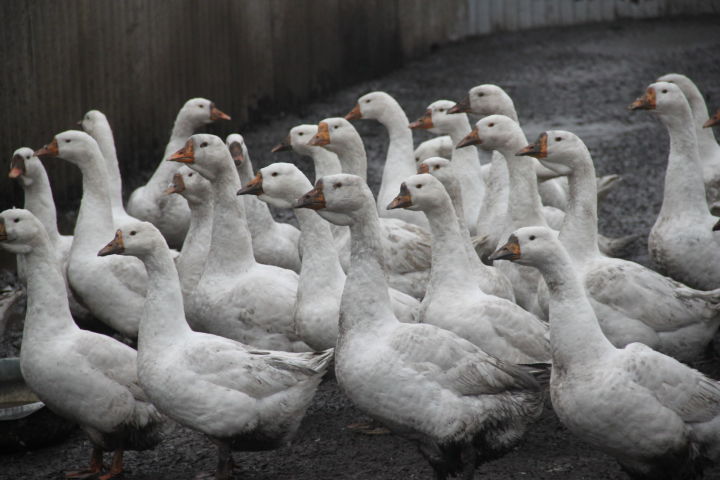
0, 0, 717, 213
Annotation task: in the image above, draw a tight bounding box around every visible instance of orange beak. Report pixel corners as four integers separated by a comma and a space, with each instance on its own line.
295, 180, 326, 209
488, 234, 521, 261
210, 103, 231, 121
516, 133, 548, 158
228, 141, 244, 165
0, 220, 6, 241
237, 172, 264, 196
308, 122, 331, 147
417, 162, 430, 174
98, 230, 125, 256
345, 104, 362, 121
168, 139, 195, 163
9, 154, 26, 179
387, 183, 413, 210
629, 87, 657, 110
164, 173, 186, 195
704, 109, 720, 128
409, 109, 433, 129
456, 127, 481, 148
35, 138, 59, 159
271, 134, 293, 153
447, 96, 470, 115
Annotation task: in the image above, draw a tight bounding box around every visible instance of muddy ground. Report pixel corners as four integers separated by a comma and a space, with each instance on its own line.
3, 15, 720, 480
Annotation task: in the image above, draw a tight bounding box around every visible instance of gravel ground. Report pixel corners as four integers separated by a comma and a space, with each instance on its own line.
3, 15, 720, 480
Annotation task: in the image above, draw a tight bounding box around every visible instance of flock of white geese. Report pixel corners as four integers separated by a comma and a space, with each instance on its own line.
4, 72, 720, 480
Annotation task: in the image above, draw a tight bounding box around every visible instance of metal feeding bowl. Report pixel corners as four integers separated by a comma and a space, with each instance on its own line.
0, 357, 76, 452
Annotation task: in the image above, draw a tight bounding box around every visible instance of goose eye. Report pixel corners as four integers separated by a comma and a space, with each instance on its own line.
198, 104, 204, 108
200, 142, 208, 148
26, 155, 31, 159
333, 182, 342, 189
130, 231, 137, 236
416, 184, 422, 189
271, 172, 278, 177
415, 157, 420, 162
65, 139, 71, 143
439, 108, 445, 113
488, 123, 494, 127
555, 137, 562, 142
188, 173, 193, 177
365, 99, 371, 103
529, 235, 536, 241
298, 132, 303, 136
334, 125, 339, 130
434, 165, 440, 170
13, 218, 19, 223
661, 89, 668, 94
477, 92, 484, 97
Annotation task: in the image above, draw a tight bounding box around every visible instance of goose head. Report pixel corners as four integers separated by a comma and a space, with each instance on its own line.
517, 130, 587, 176
629, 82, 690, 119
295, 173, 369, 226
238, 162, 311, 209
8, 147, 41, 187
307, 118, 359, 155
0, 209, 47, 254
226, 133, 247, 167
98, 221, 166, 258
79, 110, 110, 137
387, 174, 448, 212
704, 109, 720, 128
414, 136, 453, 165
178, 97, 231, 127
272, 124, 319, 156
489, 226, 560, 268
409, 100, 460, 135
35, 130, 103, 167
417, 157, 459, 191
457, 114, 521, 151
449, 84, 515, 117
345, 91, 397, 122
164, 165, 211, 205
167, 133, 231, 181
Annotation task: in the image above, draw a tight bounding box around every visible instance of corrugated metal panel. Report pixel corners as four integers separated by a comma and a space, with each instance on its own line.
1, 0, 717, 212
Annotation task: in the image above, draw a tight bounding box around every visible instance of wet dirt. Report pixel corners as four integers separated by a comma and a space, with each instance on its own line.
3, 15, 720, 480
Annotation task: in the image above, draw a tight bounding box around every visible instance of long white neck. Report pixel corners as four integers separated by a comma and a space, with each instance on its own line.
476, 151, 510, 235
535, 248, 615, 369
376, 105, 416, 201
203, 162, 256, 278
22, 234, 76, 343
176, 194, 213, 297
309, 148, 342, 180
295, 207, 346, 298
423, 197, 478, 292
334, 138, 368, 181
656, 106, 708, 218
680, 82, 720, 151
558, 149, 601, 264
137, 243, 192, 354
339, 203, 395, 334
447, 120, 485, 205
498, 134, 548, 229
72, 151, 116, 254
146, 113, 202, 192
21, 171, 61, 247
90, 120, 125, 213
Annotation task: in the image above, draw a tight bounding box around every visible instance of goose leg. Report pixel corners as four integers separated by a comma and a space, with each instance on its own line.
98, 449, 124, 480
65, 446, 104, 478
461, 444, 477, 480
215, 441, 234, 480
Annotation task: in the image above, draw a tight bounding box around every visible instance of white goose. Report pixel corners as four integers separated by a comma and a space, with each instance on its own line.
388, 173, 549, 364
345, 91, 429, 228
414, 136, 453, 163
308, 117, 431, 299
658, 73, 720, 206
296, 174, 545, 479
164, 165, 213, 300
271, 124, 348, 250
168, 134, 308, 351
79, 110, 140, 228
417, 157, 514, 301
523, 130, 720, 362
491, 226, 720, 479
36, 131, 148, 338
0, 209, 162, 480
226, 133, 301, 272
98, 222, 332, 480
630, 81, 720, 290
238, 162, 419, 350
8, 148, 92, 323
410, 100, 485, 233
127, 98, 230, 248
